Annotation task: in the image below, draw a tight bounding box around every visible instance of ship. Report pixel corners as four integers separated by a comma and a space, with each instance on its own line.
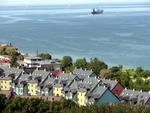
91, 8, 104, 15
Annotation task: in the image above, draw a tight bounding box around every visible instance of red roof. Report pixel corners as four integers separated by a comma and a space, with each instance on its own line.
50, 70, 62, 77
0, 59, 10, 64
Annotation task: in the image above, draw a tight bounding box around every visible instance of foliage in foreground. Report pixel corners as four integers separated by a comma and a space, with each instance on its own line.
1, 94, 150, 113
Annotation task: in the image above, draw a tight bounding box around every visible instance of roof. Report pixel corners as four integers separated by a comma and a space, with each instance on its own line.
73, 68, 95, 79
58, 73, 76, 87
29, 69, 49, 84
101, 79, 118, 90
119, 89, 150, 103
87, 86, 107, 99
25, 56, 42, 60
81, 77, 100, 93
17, 74, 31, 85
0, 67, 23, 81
41, 76, 56, 88
50, 70, 62, 77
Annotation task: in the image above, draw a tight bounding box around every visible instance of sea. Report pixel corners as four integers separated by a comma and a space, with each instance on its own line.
0, 4, 150, 68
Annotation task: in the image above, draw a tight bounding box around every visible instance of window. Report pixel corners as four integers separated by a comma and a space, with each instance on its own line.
32, 90, 33, 92
5, 86, 7, 89
5, 81, 6, 84
1, 81, 3, 83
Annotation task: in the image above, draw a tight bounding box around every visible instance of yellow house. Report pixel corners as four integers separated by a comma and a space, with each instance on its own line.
53, 84, 63, 97
0, 78, 12, 91
28, 82, 38, 95
77, 88, 87, 106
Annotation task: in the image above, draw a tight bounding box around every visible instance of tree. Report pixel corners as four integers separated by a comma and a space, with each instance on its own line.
110, 66, 122, 73
89, 58, 108, 75
0, 47, 6, 55
38, 53, 52, 60
141, 70, 150, 78
5, 47, 17, 56
61, 56, 73, 69
10, 55, 18, 67
100, 69, 111, 78
0, 94, 6, 113
74, 58, 87, 69
136, 67, 143, 74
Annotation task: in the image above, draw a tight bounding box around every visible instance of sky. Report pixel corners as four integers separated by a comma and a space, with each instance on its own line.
1, 0, 150, 5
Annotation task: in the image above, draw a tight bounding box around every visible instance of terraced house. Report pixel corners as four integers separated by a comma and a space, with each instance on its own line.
77, 77, 100, 106
28, 69, 49, 95
101, 79, 124, 96
0, 67, 23, 91
15, 73, 30, 95
73, 68, 97, 80
39, 75, 56, 96
53, 73, 77, 97
119, 89, 150, 105
2, 67, 150, 107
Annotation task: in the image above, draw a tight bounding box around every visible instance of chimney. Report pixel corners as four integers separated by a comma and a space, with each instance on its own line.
70, 72, 72, 75
140, 90, 142, 93
125, 87, 127, 90
63, 71, 64, 74
149, 91, 150, 94
133, 89, 135, 91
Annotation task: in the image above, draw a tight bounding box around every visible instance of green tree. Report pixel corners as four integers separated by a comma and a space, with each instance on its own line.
5, 47, 17, 56
38, 53, 52, 60
136, 67, 144, 74
0, 47, 6, 55
89, 57, 108, 75
74, 58, 87, 69
61, 56, 73, 68
0, 94, 6, 113
10, 55, 18, 67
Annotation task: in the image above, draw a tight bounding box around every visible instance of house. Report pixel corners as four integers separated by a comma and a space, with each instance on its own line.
15, 74, 30, 95
22, 56, 61, 71
0, 76, 12, 91
39, 75, 56, 96
27, 69, 49, 95
0, 55, 11, 67
138, 92, 150, 105
73, 68, 97, 80
86, 85, 120, 105
119, 89, 139, 104
53, 84, 63, 97
53, 73, 77, 97
101, 79, 124, 96
119, 89, 150, 105
77, 88, 87, 106
77, 77, 100, 106
50, 70, 62, 77
0, 67, 23, 91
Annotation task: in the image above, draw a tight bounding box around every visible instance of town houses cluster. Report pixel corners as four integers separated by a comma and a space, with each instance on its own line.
1, 61, 150, 106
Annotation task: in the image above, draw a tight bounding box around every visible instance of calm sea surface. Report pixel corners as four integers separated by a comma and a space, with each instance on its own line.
0, 4, 150, 68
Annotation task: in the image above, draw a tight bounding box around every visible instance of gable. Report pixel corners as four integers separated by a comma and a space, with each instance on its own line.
96, 90, 119, 104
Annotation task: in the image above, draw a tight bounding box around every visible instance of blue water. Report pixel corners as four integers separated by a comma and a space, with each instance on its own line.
0, 4, 150, 68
